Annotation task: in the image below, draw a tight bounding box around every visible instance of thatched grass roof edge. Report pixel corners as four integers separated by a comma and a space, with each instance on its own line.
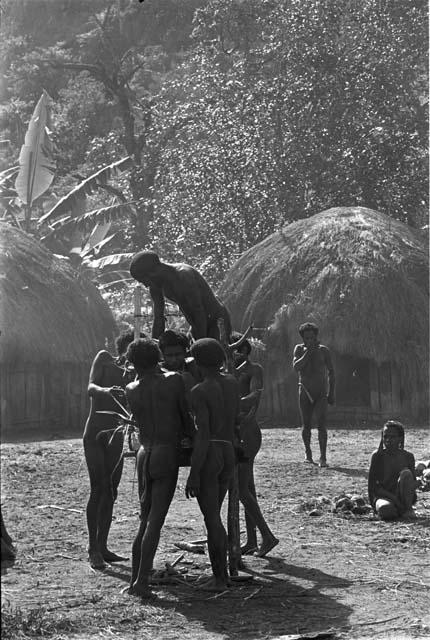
0, 223, 118, 364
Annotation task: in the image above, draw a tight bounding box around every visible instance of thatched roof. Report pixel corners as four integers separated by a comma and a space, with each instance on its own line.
219, 207, 429, 375
0, 223, 117, 364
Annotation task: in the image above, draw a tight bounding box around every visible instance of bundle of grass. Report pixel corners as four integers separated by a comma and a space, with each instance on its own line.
0, 223, 118, 436
219, 207, 428, 425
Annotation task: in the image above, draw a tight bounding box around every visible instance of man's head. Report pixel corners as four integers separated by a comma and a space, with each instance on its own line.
230, 331, 251, 366
159, 330, 189, 371
115, 329, 147, 357
125, 338, 161, 374
299, 322, 319, 347
191, 338, 225, 371
129, 251, 161, 286
381, 420, 405, 452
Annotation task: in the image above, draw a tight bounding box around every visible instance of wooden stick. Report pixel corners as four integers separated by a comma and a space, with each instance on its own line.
243, 586, 263, 601
173, 542, 205, 554
217, 317, 242, 577
36, 505, 82, 514
133, 285, 142, 338
170, 553, 185, 568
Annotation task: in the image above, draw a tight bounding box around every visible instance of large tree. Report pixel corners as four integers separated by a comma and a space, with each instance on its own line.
149, 0, 428, 284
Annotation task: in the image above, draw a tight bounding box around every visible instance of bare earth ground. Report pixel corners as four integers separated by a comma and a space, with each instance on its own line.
1, 427, 429, 640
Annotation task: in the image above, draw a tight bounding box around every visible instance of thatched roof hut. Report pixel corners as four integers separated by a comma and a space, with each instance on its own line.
219, 207, 429, 426
0, 223, 118, 436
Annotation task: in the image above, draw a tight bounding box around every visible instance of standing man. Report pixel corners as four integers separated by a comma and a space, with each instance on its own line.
292, 322, 335, 467
129, 251, 231, 341
125, 338, 194, 598
232, 335, 278, 557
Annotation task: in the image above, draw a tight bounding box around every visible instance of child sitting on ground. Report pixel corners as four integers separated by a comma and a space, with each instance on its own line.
368, 420, 418, 521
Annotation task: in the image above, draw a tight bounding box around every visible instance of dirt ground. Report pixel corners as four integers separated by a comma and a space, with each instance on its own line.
1, 426, 430, 640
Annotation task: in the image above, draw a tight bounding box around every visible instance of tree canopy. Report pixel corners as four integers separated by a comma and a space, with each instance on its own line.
1, 0, 428, 286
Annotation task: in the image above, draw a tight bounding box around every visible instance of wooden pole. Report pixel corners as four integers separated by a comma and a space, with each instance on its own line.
133, 285, 142, 339
217, 318, 242, 576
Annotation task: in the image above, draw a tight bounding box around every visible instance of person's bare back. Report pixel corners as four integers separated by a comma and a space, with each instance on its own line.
185, 339, 239, 592
129, 252, 231, 340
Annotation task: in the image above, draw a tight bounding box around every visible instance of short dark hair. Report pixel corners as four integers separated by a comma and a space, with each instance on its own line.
378, 420, 405, 451
191, 338, 225, 369
130, 251, 161, 280
230, 331, 251, 355
126, 338, 161, 370
158, 330, 190, 354
115, 329, 146, 356
299, 322, 319, 338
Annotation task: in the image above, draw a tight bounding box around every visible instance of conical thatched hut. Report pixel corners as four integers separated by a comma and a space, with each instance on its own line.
0, 223, 118, 436
219, 207, 429, 426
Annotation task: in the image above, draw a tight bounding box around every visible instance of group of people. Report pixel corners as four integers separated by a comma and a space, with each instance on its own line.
81, 251, 419, 598
83, 251, 280, 596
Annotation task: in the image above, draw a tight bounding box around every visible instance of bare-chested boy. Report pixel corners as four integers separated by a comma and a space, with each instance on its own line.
368, 420, 418, 520
158, 329, 199, 400
293, 322, 335, 467
185, 338, 239, 592
84, 330, 140, 569
129, 251, 231, 341
125, 338, 194, 598
232, 335, 278, 558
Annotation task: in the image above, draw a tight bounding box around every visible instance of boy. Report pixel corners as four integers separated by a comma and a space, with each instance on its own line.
125, 339, 194, 597
232, 334, 278, 558
368, 420, 417, 521
185, 338, 239, 592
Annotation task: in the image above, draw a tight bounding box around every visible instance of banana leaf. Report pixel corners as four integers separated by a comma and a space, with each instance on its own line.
38, 156, 133, 225
15, 91, 56, 206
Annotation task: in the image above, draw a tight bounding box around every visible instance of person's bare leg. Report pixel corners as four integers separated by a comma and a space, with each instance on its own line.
198, 480, 229, 591
397, 469, 417, 517
84, 441, 106, 569
240, 420, 262, 553
129, 481, 152, 590
98, 437, 127, 562
238, 460, 278, 557
241, 463, 257, 554
315, 397, 328, 467
300, 391, 314, 463
131, 470, 178, 598
375, 498, 399, 520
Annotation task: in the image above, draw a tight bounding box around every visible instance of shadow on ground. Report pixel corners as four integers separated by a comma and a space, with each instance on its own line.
105, 554, 353, 639
329, 465, 369, 479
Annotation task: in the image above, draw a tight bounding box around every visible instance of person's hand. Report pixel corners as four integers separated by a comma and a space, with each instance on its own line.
109, 386, 126, 401
185, 474, 199, 499
327, 393, 335, 406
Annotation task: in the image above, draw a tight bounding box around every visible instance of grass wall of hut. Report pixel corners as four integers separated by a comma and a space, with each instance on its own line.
0, 362, 94, 438
252, 348, 429, 428
0, 223, 118, 440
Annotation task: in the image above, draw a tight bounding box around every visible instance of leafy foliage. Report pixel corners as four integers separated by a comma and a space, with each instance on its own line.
1, 0, 428, 288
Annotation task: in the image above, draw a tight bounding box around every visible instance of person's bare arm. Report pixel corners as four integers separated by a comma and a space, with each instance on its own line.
88, 351, 123, 399
150, 284, 166, 339
323, 347, 336, 404
240, 363, 263, 416
186, 387, 210, 498
292, 344, 312, 371
368, 451, 380, 508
